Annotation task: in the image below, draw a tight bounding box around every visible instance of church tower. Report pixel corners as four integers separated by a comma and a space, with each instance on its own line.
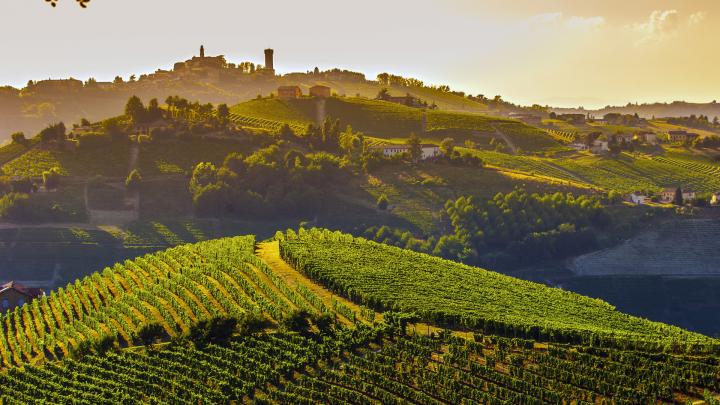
200, 45, 205, 58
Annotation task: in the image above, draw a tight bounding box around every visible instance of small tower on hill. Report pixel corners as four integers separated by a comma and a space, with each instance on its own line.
200, 45, 205, 58
264, 48, 274, 72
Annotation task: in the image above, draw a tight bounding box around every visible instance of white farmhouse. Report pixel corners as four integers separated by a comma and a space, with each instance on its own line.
627, 192, 648, 205
370, 144, 440, 160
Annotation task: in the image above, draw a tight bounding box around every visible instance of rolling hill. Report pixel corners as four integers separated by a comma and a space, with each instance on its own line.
230, 97, 561, 152
0, 229, 717, 403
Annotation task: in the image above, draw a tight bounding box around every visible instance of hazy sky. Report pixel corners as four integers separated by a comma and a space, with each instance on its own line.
1, 0, 718, 108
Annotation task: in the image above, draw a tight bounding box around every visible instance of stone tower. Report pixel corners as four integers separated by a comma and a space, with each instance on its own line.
200, 45, 205, 58
264, 48, 274, 71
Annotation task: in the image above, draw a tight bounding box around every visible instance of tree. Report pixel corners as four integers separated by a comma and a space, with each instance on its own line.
39, 122, 66, 144
190, 162, 218, 194
217, 103, 230, 127
440, 137, 455, 156
674, 187, 684, 206
10, 132, 27, 146
146, 98, 162, 121
407, 132, 422, 163
125, 169, 142, 191
278, 124, 295, 140
125, 96, 146, 124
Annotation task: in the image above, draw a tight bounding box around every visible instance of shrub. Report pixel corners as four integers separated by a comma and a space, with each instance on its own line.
0, 193, 31, 220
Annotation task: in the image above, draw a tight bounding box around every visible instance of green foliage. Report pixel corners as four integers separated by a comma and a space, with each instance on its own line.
279, 228, 717, 351
0, 192, 31, 220
444, 189, 607, 264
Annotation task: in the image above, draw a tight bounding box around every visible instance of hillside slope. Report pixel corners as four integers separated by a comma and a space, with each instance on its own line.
278, 228, 717, 349
0, 230, 717, 403
230, 97, 561, 152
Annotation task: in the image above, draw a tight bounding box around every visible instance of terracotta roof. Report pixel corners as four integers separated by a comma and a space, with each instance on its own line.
0, 281, 45, 299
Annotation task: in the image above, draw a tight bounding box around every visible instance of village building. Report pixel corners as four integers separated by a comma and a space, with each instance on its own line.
667, 130, 699, 143
557, 113, 586, 125
370, 144, 440, 160
590, 140, 609, 154
627, 192, 648, 205
659, 187, 697, 203
277, 85, 302, 99
309, 85, 331, 98
0, 282, 45, 312
614, 133, 635, 143
635, 131, 658, 144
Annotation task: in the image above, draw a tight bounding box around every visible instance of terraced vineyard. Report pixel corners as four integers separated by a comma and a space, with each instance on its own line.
4, 329, 718, 404
547, 129, 577, 143
0, 236, 342, 367
228, 113, 307, 134
461, 148, 590, 186
278, 228, 719, 351
0, 230, 717, 403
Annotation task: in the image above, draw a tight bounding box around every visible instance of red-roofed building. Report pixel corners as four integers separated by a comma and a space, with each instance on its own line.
0, 282, 45, 311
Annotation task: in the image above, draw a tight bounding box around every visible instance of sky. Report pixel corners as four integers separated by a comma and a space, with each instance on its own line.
1, 0, 718, 109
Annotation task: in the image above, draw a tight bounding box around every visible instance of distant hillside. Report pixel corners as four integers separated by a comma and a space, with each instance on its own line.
571, 218, 720, 276
0, 62, 486, 141
231, 97, 560, 152
552, 101, 720, 120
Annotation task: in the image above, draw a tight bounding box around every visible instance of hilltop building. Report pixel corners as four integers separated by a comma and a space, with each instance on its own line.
0, 282, 45, 312
277, 85, 302, 99
667, 130, 699, 144
309, 85, 331, 98
263, 48, 275, 74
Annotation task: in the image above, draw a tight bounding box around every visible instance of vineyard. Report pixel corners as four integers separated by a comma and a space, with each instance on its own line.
228, 113, 307, 134
0, 235, 350, 368
277, 228, 719, 352
0, 230, 716, 403
546, 129, 577, 143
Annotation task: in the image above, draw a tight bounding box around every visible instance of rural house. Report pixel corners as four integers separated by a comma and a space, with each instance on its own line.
590, 140, 609, 154
627, 192, 648, 205
659, 187, 697, 203
309, 85, 331, 98
277, 85, 302, 99
635, 131, 658, 144
370, 144, 440, 160
0, 282, 45, 311
667, 130, 699, 143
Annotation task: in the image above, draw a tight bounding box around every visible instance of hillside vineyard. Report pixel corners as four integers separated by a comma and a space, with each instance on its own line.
0, 230, 715, 403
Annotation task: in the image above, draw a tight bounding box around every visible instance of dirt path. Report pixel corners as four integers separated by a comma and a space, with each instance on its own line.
256, 241, 376, 326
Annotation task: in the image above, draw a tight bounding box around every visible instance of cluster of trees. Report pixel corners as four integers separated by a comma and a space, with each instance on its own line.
439, 190, 609, 267
692, 135, 720, 148
190, 145, 350, 218
667, 115, 719, 131
123, 95, 231, 135
602, 113, 644, 126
